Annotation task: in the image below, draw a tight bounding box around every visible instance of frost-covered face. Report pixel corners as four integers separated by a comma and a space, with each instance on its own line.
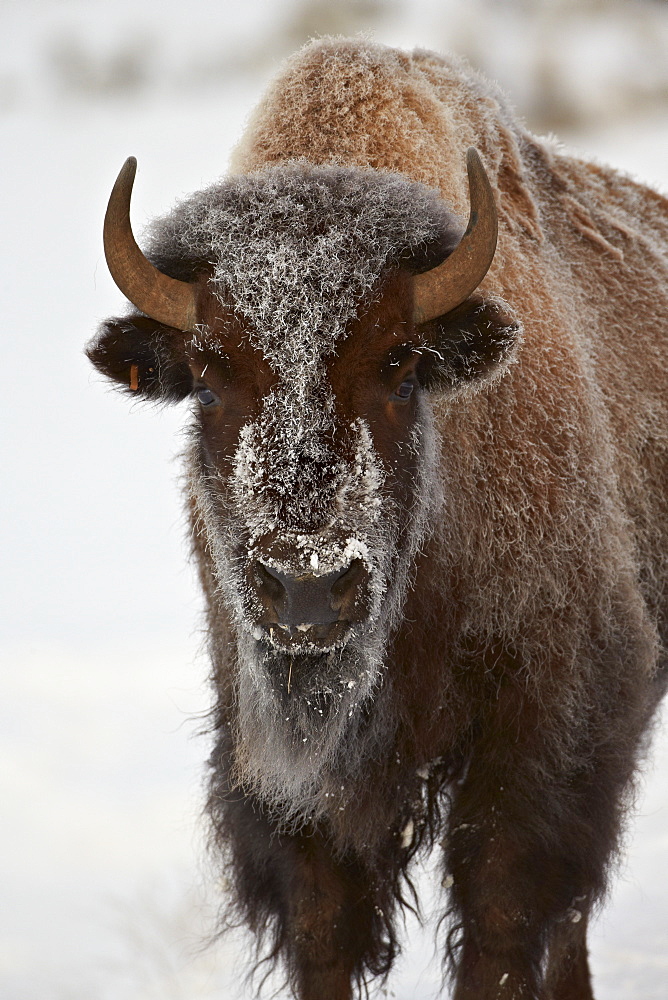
90, 163, 517, 821
187, 267, 441, 818
189, 264, 437, 636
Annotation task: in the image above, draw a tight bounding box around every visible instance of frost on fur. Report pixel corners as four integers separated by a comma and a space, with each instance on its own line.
148, 161, 459, 375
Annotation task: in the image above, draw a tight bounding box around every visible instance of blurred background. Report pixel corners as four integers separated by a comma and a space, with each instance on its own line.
1, 1, 667, 997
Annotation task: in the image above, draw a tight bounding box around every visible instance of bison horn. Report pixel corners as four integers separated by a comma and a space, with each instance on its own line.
413, 148, 498, 324
103, 157, 199, 332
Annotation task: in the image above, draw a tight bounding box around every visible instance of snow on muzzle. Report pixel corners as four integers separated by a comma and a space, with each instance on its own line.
232, 405, 390, 649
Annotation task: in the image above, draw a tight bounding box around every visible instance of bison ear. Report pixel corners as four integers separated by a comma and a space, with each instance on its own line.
418, 295, 521, 393
86, 315, 193, 403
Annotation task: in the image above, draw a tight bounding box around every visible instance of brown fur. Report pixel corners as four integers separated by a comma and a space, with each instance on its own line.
88, 38, 668, 1000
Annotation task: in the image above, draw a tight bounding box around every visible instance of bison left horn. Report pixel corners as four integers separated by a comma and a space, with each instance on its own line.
413, 148, 498, 324
103, 157, 199, 332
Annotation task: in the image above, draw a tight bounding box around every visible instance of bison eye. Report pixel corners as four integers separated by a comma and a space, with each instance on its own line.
392, 380, 415, 401
196, 387, 220, 407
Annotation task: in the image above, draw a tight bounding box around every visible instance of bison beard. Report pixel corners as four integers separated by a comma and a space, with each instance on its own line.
87, 35, 668, 1000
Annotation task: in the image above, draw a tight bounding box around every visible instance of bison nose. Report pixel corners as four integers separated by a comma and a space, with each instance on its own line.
252, 559, 367, 627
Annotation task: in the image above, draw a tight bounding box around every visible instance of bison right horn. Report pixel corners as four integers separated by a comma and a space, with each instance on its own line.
103, 157, 200, 332
413, 148, 498, 324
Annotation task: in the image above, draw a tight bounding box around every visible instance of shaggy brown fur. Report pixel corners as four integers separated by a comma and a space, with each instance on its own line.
88, 38, 668, 1000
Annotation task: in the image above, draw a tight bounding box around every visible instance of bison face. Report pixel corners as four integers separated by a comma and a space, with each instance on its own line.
179, 271, 442, 803
189, 269, 434, 644
88, 160, 519, 820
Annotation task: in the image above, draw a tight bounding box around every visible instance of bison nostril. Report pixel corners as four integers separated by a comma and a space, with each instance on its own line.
330, 559, 364, 607
254, 562, 286, 604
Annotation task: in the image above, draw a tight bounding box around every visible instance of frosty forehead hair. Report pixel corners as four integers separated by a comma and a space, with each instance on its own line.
146, 161, 462, 376
139, 162, 462, 557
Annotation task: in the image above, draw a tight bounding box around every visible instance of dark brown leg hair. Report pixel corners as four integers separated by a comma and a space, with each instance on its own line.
281, 833, 374, 1000
215, 789, 398, 1000
443, 751, 619, 1000
438, 615, 657, 1000
544, 917, 594, 1000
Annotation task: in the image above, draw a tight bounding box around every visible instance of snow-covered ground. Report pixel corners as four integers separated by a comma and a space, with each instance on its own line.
1, 1, 667, 997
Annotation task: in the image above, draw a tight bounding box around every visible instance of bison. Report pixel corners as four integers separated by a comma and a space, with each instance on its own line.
87, 38, 668, 1000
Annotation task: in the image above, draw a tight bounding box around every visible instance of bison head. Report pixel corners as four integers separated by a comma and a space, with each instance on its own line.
88, 154, 519, 822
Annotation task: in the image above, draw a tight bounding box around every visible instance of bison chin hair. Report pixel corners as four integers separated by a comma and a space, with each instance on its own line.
231, 627, 393, 832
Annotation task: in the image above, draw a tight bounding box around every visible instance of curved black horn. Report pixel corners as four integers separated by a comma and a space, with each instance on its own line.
103, 157, 199, 332
413, 148, 498, 324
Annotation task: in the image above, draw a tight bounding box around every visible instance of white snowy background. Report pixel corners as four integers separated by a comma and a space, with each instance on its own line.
1, 0, 667, 997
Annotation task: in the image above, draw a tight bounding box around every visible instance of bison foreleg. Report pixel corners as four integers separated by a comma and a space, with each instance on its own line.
280, 833, 371, 1000
219, 793, 392, 1000
443, 773, 600, 1000
544, 915, 593, 1000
